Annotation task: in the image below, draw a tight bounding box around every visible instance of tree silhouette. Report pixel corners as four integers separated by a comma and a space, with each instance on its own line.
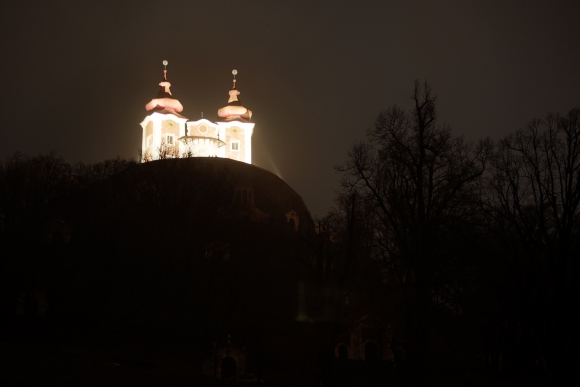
486, 108, 580, 383
336, 81, 492, 385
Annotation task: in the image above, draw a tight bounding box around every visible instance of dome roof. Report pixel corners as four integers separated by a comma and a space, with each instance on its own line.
217, 72, 252, 122
145, 63, 184, 113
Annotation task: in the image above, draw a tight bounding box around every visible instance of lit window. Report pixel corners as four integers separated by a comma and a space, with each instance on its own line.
167, 135, 174, 145
231, 142, 239, 151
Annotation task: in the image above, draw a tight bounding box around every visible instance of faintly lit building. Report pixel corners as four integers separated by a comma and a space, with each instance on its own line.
140, 63, 254, 163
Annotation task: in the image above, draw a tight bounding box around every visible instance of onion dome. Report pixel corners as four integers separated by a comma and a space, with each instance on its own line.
217, 69, 253, 122
145, 60, 184, 113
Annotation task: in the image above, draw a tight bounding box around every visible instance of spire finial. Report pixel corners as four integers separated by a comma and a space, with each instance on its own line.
232, 69, 238, 89
163, 60, 168, 80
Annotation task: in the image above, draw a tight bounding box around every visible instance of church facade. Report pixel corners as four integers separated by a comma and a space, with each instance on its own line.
140, 63, 254, 163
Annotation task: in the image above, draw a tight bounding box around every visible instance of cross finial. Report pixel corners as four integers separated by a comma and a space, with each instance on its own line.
162, 60, 168, 80
232, 69, 238, 89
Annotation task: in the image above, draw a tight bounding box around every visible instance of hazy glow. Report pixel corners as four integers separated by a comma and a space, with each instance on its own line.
259, 147, 283, 178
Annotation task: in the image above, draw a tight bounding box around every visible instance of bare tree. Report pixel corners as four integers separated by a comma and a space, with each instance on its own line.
336, 81, 491, 385
299, 191, 382, 383
486, 108, 580, 383
157, 139, 180, 160
0, 152, 73, 317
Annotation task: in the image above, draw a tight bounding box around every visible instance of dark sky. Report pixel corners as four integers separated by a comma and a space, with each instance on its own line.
1, 0, 579, 217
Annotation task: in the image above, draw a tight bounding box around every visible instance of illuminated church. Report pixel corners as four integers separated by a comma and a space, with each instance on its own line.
138, 61, 308, 234
140, 61, 254, 163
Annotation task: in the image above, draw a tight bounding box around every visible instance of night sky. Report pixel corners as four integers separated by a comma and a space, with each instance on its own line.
1, 0, 578, 217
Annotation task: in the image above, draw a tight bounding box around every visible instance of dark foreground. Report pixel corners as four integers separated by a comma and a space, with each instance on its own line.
1, 341, 558, 386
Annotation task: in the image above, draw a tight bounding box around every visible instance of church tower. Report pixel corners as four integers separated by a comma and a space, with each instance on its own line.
140, 61, 188, 161
140, 63, 255, 164
216, 70, 255, 164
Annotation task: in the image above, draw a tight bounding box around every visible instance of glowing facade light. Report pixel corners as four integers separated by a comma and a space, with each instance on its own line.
140, 66, 254, 164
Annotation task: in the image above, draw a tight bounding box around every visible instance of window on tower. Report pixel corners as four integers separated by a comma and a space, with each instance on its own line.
231, 141, 239, 151
167, 135, 174, 145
